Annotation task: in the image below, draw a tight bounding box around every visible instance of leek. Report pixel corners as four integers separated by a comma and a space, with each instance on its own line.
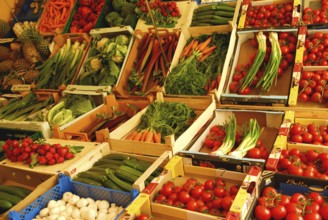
239, 32, 267, 91
229, 118, 263, 158
211, 115, 236, 156
256, 32, 282, 92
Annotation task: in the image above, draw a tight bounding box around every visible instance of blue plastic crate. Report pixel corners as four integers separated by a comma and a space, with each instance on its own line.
8, 174, 139, 220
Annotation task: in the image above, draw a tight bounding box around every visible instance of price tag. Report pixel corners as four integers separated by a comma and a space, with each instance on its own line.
0, 38, 14, 43
11, 84, 31, 92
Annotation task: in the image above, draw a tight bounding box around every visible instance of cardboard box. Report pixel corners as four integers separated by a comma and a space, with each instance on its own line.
120, 156, 261, 220
108, 92, 216, 157
266, 110, 328, 171
0, 139, 109, 175
112, 28, 181, 97
0, 165, 56, 220
135, 1, 193, 32
238, 0, 300, 29
178, 109, 284, 173
66, 143, 172, 193
183, 0, 241, 29
52, 94, 153, 142
220, 28, 298, 106
166, 25, 236, 101
70, 26, 134, 93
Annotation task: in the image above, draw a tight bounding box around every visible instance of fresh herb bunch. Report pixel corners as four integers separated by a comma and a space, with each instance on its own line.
137, 101, 196, 143
135, 0, 181, 27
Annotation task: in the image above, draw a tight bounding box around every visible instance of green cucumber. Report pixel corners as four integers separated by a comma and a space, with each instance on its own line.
0, 200, 13, 213
0, 192, 21, 205
103, 179, 124, 191
77, 172, 107, 182
73, 177, 103, 187
102, 154, 131, 161
0, 185, 31, 199
95, 159, 123, 166
106, 169, 132, 192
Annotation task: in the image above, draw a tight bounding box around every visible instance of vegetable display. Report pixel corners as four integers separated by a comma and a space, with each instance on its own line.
33, 38, 87, 89
154, 177, 240, 217
2, 138, 84, 167
124, 101, 196, 143
39, 94, 96, 127
73, 153, 162, 191
0, 185, 31, 214
203, 117, 267, 159
75, 34, 130, 86
229, 32, 296, 94
0, 92, 55, 121
69, 0, 105, 33
244, 2, 294, 28
38, 0, 75, 33
128, 30, 179, 95
303, 31, 328, 66
298, 70, 328, 105
33, 192, 124, 220
289, 123, 328, 145
254, 186, 328, 220
165, 33, 230, 95
191, 2, 235, 26
105, 0, 138, 27
302, 0, 328, 25
135, 0, 181, 28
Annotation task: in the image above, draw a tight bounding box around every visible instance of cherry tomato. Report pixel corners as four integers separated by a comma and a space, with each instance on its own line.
308, 192, 324, 206
303, 212, 322, 220
186, 200, 198, 211
221, 196, 233, 211
290, 124, 303, 135
191, 185, 204, 199
262, 187, 278, 198
178, 191, 191, 204
201, 191, 213, 203
285, 202, 303, 215
286, 213, 304, 220
291, 193, 307, 206
288, 164, 304, 176
271, 205, 287, 220
204, 179, 215, 190
137, 214, 150, 220
302, 132, 313, 143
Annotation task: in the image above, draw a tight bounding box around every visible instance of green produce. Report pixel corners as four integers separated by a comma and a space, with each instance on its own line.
0, 200, 12, 213
239, 31, 267, 91
75, 34, 130, 86
105, 0, 138, 28
256, 32, 282, 92
0, 92, 55, 121
44, 94, 95, 126
191, 2, 235, 26
0, 185, 32, 214
34, 39, 87, 89
0, 192, 21, 205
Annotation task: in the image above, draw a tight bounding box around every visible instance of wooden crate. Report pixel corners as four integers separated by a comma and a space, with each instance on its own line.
266, 110, 328, 171
52, 94, 153, 142
135, 1, 193, 31
168, 25, 237, 101
238, 0, 300, 29
65, 142, 172, 192
179, 109, 284, 172
220, 28, 298, 106
0, 165, 56, 219
120, 156, 261, 220
0, 140, 109, 175
109, 92, 216, 156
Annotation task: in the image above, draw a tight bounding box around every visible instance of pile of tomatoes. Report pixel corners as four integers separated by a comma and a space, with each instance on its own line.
278, 148, 328, 179
244, 3, 293, 28
298, 70, 328, 105
2, 138, 82, 167
229, 32, 296, 95
303, 32, 328, 66
203, 124, 269, 159
289, 123, 328, 145
255, 186, 328, 220
154, 177, 239, 217
302, 0, 328, 25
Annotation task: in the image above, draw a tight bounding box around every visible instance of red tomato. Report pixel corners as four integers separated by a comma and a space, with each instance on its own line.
137, 214, 150, 220
308, 192, 324, 206
285, 202, 303, 215
291, 135, 303, 143
306, 149, 319, 162
215, 178, 226, 187
204, 179, 215, 190
201, 191, 213, 203
262, 187, 278, 198
213, 187, 227, 198
221, 196, 233, 211
229, 184, 240, 196
280, 158, 292, 169
288, 164, 304, 176
247, 148, 262, 159
191, 185, 204, 199
161, 184, 173, 197
275, 194, 290, 206
286, 213, 304, 220
303, 212, 322, 220
291, 193, 307, 206
290, 124, 303, 136
305, 202, 320, 213
178, 191, 191, 204
320, 204, 328, 219
186, 200, 198, 211
212, 198, 222, 209
302, 132, 313, 143
271, 205, 287, 220
254, 205, 271, 220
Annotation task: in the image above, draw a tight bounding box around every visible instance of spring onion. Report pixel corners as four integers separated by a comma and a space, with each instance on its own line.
211, 115, 236, 156
229, 118, 263, 158
239, 31, 267, 91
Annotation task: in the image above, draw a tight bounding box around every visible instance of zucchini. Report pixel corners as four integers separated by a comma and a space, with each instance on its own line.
102, 154, 131, 161
0, 200, 13, 213
106, 169, 132, 192
195, 3, 235, 13
73, 177, 103, 187
192, 15, 230, 25
119, 165, 144, 177
194, 10, 234, 18
77, 171, 107, 182
95, 158, 123, 166
0, 192, 21, 205
103, 179, 124, 191
94, 163, 120, 170
115, 169, 140, 183
0, 185, 31, 199
123, 159, 149, 172
191, 22, 211, 27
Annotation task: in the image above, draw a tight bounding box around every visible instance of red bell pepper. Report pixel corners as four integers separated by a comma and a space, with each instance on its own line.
78, 6, 92, 18
83, 22, 94, 33
79, 0, 92, 6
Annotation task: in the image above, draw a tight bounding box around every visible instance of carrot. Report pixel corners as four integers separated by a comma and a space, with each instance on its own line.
49, 2, 61, 10
153, 131, 161, 143
145, 130, 154, 143
61, 7, 67, 21
133, 131, 143, 141
140, 130, 148, 142
198, 52, 212, 62
180, 39, 194, 59
125, 131, 138, 140
202, 45, 217, 55
197, 37, 212, 52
